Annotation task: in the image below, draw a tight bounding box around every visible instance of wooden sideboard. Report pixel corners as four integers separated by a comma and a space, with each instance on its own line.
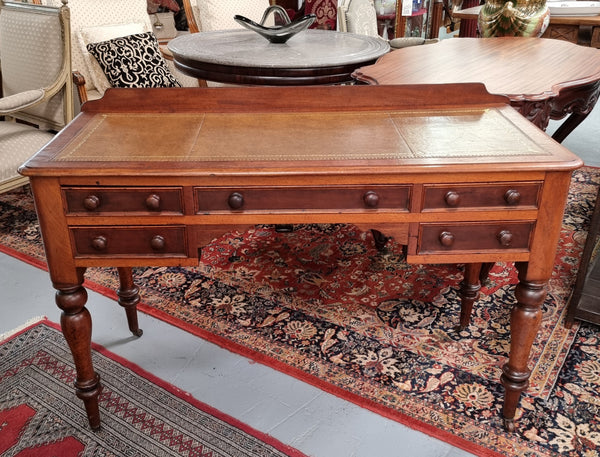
19, 84, 582, 433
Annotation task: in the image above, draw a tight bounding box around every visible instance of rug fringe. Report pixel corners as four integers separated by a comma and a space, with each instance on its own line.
0, 316, 47, 343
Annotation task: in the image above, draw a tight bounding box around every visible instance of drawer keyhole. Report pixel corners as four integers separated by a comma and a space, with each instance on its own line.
228, 192, 244, 210
439, 231, 455, 247
145, 194, 161, 211
504, 189, 521, 205
91, 235, 107, 251
363, 191, 379, 208
497, 230, 513, 247
444, 191, 460, 207
83, 194, 101, 211
150, 235, 166, 251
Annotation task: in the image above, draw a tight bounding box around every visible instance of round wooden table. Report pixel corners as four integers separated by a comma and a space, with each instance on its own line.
168, 29, 390, 86
352, 37, 600, 142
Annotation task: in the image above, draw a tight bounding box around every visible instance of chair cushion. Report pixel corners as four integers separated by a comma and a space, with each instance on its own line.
78, 22, 149, 95
0, 122, 54, 185
86, 32, 181, 88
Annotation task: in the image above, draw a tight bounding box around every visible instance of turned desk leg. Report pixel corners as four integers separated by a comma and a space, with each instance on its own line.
54, 269, 102, 431
501, 261, 545, 432
371, 229, 390, 251
457, 263, 482, 331
117, 267, 143, 337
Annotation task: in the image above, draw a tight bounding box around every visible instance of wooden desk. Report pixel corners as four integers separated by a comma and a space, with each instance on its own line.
19, 85, 582, 432
167, 29, 389, 85
352, 37, 600, 143
453, 5, 600, 47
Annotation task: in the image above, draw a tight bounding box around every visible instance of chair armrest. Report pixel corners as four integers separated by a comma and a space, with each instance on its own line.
0, 89, 45, 115
389, 37, 438, 49
73, 71, 89, 104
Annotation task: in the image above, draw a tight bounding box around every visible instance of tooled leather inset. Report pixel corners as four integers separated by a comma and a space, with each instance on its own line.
55, 109, 550, 162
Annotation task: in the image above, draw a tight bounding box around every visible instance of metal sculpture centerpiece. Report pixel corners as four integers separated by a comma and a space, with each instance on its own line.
478, 0, 550, 37
234, 5, 316, 44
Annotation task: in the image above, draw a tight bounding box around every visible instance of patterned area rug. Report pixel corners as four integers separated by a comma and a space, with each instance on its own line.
0, 319, 306, 457
1, 168, 600, 457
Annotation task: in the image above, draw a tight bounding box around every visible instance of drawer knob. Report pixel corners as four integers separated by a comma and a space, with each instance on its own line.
497, 230, 513, 247
228, 192, 244, 210
504, 189, 521, 205
91, 235, 107, 251
363, 191, 379, 208
444, 191, 461, 207
439, 231, 455, 247
150, 235, 166, 251
83, 194, 101, 211
145, 194, 161, 211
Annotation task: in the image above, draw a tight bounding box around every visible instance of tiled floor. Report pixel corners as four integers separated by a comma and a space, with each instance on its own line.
1, 103, 598, 457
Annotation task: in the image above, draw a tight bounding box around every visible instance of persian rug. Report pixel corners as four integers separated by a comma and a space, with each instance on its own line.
1, 168, 600, 457
0, 319, 306, 457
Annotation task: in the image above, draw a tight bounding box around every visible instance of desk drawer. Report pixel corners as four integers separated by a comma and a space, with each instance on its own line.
422, 183, 540, 210
417, 222, 534, 254
194, 186, 410, 212
71, 226, 187, 257
63, 187, 184, 215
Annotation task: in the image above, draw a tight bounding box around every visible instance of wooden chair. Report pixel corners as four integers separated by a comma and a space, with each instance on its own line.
0, 0, 74, 193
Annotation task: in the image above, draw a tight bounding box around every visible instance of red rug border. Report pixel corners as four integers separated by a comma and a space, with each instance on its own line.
1, 318, 309, 457
0, 244, 504, 457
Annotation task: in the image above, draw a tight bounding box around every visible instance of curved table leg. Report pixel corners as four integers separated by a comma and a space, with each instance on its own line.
550, 80, 600, 143
117, 267, 143, 337
54, 268, 103, 431
501, 261, 545, 432
551, 111, 592, 144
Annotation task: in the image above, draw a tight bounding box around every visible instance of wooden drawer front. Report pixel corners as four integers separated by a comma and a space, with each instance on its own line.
71, 226, 187, 257
195, 186, 410, 212
418, 222, 534, 254
422, 183, 540, 210
64, 187, 184, 215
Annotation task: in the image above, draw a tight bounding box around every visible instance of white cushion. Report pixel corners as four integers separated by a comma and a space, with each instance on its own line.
195, 0, 273, 31
77, 22, 148, 95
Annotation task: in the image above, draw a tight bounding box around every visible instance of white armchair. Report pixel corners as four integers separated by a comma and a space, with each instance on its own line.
0, 0, 74, 193
42, 0, 197, 103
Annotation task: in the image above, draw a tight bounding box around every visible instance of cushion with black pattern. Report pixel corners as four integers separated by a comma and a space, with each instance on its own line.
86, 32, 180, 88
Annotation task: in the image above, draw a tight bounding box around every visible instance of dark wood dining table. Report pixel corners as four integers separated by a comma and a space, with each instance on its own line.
352, 37, 600, 142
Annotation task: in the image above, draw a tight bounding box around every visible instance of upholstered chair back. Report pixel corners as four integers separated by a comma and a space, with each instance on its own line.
42, 0, 154, 99
0, 0, 73, 130
183, 0, 272, 34
338, 0, 380, 36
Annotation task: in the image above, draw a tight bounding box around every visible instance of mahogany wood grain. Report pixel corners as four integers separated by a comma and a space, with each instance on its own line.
353, 37, 600, 142
19, 85, 582, 433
